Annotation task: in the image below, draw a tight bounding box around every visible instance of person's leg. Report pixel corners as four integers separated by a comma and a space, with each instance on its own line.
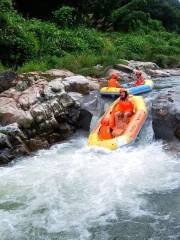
114, 112, 124, 129
112, 112, 125, 137
124, 112, 133, 123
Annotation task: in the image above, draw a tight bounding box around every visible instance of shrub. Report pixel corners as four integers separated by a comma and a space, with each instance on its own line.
52, 6, 76, 27
0, 12, 39, 66
0, 0, 13, 11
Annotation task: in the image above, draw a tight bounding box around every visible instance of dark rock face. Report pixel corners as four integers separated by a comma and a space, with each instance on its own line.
0, 71, 17, 93
152, 89, 180, 141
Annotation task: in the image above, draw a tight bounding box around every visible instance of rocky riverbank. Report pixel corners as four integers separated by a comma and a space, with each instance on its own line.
0, 61, 179, 164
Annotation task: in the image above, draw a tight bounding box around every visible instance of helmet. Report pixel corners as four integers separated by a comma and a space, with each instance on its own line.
111, 73, 118, 79
101, 117, 109, 126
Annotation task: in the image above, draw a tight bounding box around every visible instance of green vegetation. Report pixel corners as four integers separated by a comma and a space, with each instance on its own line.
0, 0, 180, 74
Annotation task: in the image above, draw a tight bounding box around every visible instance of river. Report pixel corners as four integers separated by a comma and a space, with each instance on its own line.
0, 77, 180, 240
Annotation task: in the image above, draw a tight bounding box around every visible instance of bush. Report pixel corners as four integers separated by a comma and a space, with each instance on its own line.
0, 0, 13, 11
74, 27, 104, 51
52, 6, 76, 27
0, 12, 39, 66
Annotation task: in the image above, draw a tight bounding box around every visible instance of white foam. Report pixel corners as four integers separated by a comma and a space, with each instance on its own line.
0, 135, 179, 239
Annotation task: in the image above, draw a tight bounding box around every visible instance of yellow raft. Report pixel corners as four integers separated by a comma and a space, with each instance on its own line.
88, 96, 148, 150
100, 79, 154, 96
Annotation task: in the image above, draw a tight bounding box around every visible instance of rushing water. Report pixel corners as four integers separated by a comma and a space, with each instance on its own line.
0, 77, 180, 240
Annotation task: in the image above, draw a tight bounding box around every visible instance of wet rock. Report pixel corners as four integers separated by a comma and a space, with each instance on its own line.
26, 137, 49, 152
0, 149, 15, 165
0, 123, 24, 137
0, 71, 17, 93
77, 91, 103, 131
175, 124, 180, 139
152, 88, 180, 141
0, 133, 10, 149
46, 133, 63, 144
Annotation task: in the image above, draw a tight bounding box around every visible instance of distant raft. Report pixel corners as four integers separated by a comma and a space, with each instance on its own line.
100, 79, 154, 97
88, 95, 148, 150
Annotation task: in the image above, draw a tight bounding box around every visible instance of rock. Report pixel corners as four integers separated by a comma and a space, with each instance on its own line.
146, 69, 171, 78
0, 97, 33, 127
16, 76, 35, 91
26, 137, 49, 152
0, 71, 17, 93
0, 133, 10, 149
106, 69, 132, 82
86, 76, 100, 90
63, 75, 90, 94
175, 124, 180, 139
114, 64, 133, 73
49, 78, 65, 93
166, 69, 180, 76
43, 69, 74, 80
152, 88, 180, 141
0, 123, 24, 137
0, 149, 14, 165
0, 67, 105, 163
17, 80, 48, 110
46, 133, 63, 144
68, 92, 83, 102
77, 91, 104, 131
128, 61, 159, 71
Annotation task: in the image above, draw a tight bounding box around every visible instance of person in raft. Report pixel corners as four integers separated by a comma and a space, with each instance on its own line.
98, 89, 134, 139
112, 89, 134, 136
98, 117, 113, 140
108, 73, 121, 88
133, 67, 145, 86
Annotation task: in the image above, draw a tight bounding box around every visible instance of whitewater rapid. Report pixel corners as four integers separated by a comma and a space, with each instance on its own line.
0, 77, 180, 240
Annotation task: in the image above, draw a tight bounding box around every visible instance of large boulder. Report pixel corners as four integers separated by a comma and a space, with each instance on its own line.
0, 97, 33, 127
114, 64, 133, 73
152, 88, 180, 141
63, 75, 90, 94
0, 71, 17, 93
128, 60, 159, 71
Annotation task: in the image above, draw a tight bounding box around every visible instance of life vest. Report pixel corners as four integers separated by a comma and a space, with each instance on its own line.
114, 100, 134, 113
108, 78, 120, 88
98, 125, 112, 140
134, 76, 145, 86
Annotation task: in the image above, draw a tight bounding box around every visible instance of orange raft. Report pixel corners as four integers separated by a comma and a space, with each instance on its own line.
88, 95, 148, 150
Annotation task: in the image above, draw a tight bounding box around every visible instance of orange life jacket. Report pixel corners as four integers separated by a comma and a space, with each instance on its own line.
134, 76, 145, 86
108, 78, 120, 88
114, 100, 134, 113
98, 125, 113, 140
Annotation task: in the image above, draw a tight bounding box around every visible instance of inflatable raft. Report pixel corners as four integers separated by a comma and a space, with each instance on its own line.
88, 96, 148, 150
100, 79, 154, 97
